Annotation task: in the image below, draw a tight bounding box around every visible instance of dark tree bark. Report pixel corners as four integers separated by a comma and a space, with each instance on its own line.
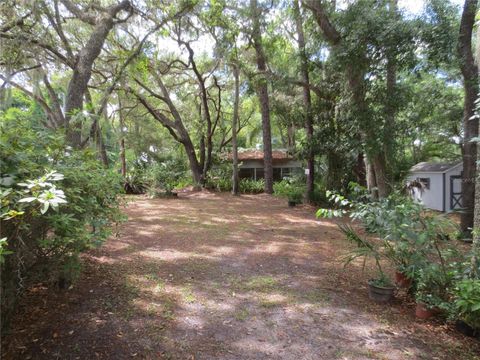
232, 63, 240, 195
293, 0, 314, 202
62, 0, 132, 147
473, 17, 480, 251
118, 98, 127, 178
250, 0, 273, 194
458, 0, 479, 234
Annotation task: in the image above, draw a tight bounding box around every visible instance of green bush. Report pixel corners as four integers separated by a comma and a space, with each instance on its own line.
146, 160, 186, 196
124, 161, 149, 194
317, 190, 468, 308
205, 162, 232, 192
273, 177, 305, 203
0, 112, 124, 329
453, 279, 480, 331
239, 178, 264, 194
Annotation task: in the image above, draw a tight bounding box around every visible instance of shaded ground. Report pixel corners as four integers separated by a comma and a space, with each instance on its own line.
2, 192, 479, 359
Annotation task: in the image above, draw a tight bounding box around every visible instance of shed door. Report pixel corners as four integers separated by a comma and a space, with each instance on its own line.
450, 175, 463, 210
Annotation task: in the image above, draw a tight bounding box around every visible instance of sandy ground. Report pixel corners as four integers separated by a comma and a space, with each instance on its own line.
2, 192, 479, 359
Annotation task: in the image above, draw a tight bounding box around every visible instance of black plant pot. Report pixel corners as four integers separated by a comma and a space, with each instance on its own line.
456, 320, 479, 339
288, 200, 296, 207
368, 280, 394, 303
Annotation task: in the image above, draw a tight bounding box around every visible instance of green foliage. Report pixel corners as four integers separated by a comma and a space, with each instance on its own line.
317, 190, 470, 309
273, 177, 305, 203
0, 110, 124, 327
239, 179, 264, 194
124, 161, 149, 194
147, 160, 185, 195
205, 162, 232, 192
453, 279, 480, 330
338, 223, 389, 283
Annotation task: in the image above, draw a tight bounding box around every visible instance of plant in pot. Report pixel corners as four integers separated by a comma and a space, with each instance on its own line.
452, 279, 480, 338
414, 264, 453, 319
339, 224, 395, 303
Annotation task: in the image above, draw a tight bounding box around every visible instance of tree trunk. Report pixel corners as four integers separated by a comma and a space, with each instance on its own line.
473, 23, 480, 248
354, 152, 367, 187
250, 0, 273, 194
118, 98, 127, 178
372, 153, 388, 198
293, 0, 314, 202
232, 63, 240, 195
458, 0, 479, 235
64, 1, 130, 147
366, 157, 378, 200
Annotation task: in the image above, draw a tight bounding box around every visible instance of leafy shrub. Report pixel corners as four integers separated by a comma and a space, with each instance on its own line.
273, 177, 305, 203
146, 160, 186, 196
0, 113, 124, 329
317, 189, 469, 309
453, 279, 480, 331
124, 161, 149, 194
205, 162, 232, 192
239, 179, 264, 194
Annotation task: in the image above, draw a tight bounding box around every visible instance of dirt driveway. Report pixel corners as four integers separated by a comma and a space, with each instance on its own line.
3, 192, 479, 359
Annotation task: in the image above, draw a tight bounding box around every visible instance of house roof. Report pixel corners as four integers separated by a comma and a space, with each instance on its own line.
409, 161, 462, 173
227, 149, 293, 161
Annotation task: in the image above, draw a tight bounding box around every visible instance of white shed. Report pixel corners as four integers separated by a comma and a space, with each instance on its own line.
407, 161, 463, 212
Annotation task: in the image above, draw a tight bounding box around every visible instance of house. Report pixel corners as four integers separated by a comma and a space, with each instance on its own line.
229, 149, 302, 181
407, 161, 463, 212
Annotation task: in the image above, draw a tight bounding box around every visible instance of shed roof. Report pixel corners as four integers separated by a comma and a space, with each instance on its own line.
409, 161, 462, 173
227, 149, 294, 161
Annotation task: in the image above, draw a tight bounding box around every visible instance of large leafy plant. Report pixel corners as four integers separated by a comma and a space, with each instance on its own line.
0, 111, 124, 329
453, 279, 480, 331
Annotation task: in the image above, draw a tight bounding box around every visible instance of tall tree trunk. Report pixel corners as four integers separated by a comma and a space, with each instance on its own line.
293, 0, 314, 202
472, 22, 480, 249
366, 157, 378, 200
250, 0, 273, 194
96, 124, 109, 168
354, 152, 367, 187
64, 0, 131, 147
458, 0, 479, 235
232, 63, 240, 195
118, 98, 127, 178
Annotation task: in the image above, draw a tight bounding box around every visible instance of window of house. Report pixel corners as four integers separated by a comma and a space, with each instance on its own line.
255, 168, 264, 180
239, 168, 254, 179
273, 168, 282, 181
418, 177, 430, 190
281, 168, 291, 178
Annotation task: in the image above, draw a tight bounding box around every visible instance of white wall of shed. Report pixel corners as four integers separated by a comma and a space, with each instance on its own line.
407, 172, 444, 211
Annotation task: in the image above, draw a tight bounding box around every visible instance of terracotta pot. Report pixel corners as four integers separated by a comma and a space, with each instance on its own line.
415, 302, 439, 319
368, 281, 395, 303
395, 271, 412, 289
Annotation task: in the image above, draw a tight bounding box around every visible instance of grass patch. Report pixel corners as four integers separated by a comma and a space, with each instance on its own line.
181, 285, 197, 303
246, 276, 277, 290
234, 307, 249, 321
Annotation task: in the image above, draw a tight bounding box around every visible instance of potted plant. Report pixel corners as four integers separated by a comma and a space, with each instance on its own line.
414, 264, 453, 319
415, 293, 443, 319
339, 224, 395, 303
452, 279, 480, 338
